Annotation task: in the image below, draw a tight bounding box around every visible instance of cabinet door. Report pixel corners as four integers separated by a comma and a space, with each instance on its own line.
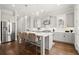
75, 33, 79, 43
54, 32, 64, 42
57, 14, 66, 28
64, 33, 74, 44
71, 33, 75, 43
66, 12, 74, 27
54, 32, 74, 44
75, 34, 79, 52
33, 19, 37, 28
75, 5, 79, 27
64, 33, 71, 43
27, 16, 31, 29
74, 5, 79, 53
50, 16, 57, 27
54, 32, 59, 40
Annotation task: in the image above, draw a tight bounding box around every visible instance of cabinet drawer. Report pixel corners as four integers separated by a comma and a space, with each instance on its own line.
54, 32, 74, 43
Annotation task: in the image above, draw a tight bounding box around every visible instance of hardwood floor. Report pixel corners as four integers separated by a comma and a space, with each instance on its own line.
0, 41, 78, 55
49, 41, 78, 55
0, 41, 40, 55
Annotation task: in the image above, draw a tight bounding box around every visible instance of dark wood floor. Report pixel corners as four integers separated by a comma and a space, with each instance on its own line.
0, 41, 40, 55
0, 41, 78, 55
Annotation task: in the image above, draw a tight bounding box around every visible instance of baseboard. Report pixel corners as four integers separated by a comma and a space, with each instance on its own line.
1, 40, 15, 44
53, 40, 74, 45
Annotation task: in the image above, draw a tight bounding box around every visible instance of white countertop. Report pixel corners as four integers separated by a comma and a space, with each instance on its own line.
24, 31, 53, 36
31, 27, 75, 33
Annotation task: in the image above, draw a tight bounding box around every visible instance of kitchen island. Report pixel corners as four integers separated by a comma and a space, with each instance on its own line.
19, 31, 54, 55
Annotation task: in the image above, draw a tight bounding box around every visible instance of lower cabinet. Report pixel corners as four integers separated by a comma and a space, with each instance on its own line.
64, 33, 74, 44
75, 41, 79, 53
45, 34, 54, 50
54, 32, 75, 44
75, 33, 79, 53
54, 32, 64, 42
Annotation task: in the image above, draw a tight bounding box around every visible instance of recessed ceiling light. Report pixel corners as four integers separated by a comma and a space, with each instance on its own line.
12, 4, 15, 7
57, 4, 61, 6
41, 9, 44, 13
36, 11, 39, 16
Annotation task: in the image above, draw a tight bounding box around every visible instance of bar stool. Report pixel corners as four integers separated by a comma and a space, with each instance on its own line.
27, 33, 40, 54
21, 32, 26, 44
27, 33, 36, 43
17, 32, 22, 43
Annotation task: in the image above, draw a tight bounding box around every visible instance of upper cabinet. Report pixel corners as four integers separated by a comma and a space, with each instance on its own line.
56, 12, 74, 28
41, 16, 57, 28
25, 12, 74, 29
57, 14, 66, 28
2, 9, 14, 19
0, 9, 15, 22
66, 12, 74, 27
50, 16, 57, 27
33, 17, 40, 28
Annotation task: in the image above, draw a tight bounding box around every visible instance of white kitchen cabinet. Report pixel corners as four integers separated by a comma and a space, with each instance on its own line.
66, 12, 74, 27
17, 16, 30, 32
44, 33, 54, 50
57, 14, 66, 28
33, 19, 38, 28
54, 32, 74, 44
33, 17, 41, 28
24, 16, 28, 31
54, 32, 64, 42
56, 12, 74, 28
50, 16, 57, 27
37, 19, 42, 28
1, 9, 14, 22
17, 17, 23, 32
64, 33, 74, 44
75, 33, 79, 53
74, 5, 79, 53
25, 16, 30, 29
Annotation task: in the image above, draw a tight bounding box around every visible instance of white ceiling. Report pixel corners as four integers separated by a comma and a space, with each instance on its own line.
0, 4, 74, 16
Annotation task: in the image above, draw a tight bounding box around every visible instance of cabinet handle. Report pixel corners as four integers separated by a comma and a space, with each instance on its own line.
64, 35, 65, 37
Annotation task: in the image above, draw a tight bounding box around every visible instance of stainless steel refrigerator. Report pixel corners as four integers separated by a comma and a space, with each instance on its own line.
1, 21, 15, 43
0, 21, 1, 43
